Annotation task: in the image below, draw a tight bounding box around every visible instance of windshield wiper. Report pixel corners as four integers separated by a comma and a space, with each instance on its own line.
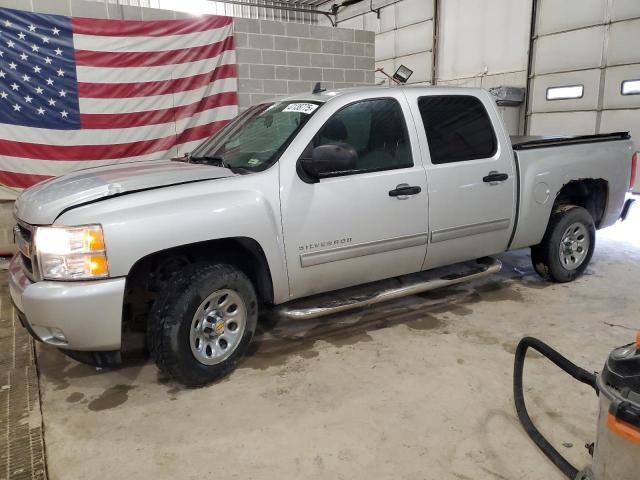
188, 155, 230, 169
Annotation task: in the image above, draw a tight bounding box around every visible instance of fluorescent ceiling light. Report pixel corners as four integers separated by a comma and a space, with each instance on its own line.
546, 85, 584, 100
622, 79, 640, 95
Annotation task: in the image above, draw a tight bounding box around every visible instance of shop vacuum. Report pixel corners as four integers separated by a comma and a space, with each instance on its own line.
513, 335, 640, 480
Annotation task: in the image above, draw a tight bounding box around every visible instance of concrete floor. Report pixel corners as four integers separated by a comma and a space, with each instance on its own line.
28, 206, 640, 480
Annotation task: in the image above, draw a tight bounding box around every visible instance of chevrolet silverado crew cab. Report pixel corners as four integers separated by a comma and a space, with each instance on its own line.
9, 86, 637, 386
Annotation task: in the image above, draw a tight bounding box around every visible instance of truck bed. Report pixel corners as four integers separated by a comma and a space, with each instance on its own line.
508, 131, 635, 251
511, 132, 630, 150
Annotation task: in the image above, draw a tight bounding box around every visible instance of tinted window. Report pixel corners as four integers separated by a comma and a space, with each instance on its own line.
418, 95, 497, 164
314, 98, 412, 174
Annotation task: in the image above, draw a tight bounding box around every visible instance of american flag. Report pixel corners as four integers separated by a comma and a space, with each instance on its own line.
0, 7, 238, 192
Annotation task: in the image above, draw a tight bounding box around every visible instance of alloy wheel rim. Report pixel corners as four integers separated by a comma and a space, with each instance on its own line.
558, 222, 589, 271
189, 289, 247, 365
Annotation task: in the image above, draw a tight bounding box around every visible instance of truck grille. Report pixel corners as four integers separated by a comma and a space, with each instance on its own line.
14, 222, 37, 281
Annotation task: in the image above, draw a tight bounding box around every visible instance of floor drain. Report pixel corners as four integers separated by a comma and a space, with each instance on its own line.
0, 274, 47, 480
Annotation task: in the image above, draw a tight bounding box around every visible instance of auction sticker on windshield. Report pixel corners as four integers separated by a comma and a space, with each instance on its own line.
283, 103, 319, 114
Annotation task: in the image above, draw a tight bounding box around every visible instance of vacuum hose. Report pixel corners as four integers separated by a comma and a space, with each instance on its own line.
513, 337, 599, 479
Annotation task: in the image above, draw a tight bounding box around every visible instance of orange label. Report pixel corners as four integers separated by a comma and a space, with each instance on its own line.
607, 413, 640, 445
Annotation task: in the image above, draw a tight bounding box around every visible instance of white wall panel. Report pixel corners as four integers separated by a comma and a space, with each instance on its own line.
375, 30, 395, 61
533, 26, 604, 74
600, 110, 640, 144
379, 4, 396, 33
603, 65, 640, 109
339, 15, 364, 30
363, 12, 379, 32
396, 20, 433, 57
531, 69, 601, 113
437, 0, 530, 81
529, 111, 598, 135
394, 51, 432, 84
537, 0, 605, 35
395, 0, 434, 28
611, 0, 640, 21
607, 18, 640, 66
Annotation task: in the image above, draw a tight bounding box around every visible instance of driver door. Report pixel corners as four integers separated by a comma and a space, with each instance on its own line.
279, 94, 429, 299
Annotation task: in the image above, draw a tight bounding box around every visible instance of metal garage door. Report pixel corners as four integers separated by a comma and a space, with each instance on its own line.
526, 0, 640, 192
337, 0, 435, 85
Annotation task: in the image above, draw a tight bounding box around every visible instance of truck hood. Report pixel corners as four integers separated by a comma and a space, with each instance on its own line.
15, 160, 234, 225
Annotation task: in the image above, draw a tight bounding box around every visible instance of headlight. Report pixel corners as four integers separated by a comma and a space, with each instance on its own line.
34, 225, 109, 280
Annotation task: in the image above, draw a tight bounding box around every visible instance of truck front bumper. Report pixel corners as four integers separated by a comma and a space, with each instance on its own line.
8, 255, 126, 351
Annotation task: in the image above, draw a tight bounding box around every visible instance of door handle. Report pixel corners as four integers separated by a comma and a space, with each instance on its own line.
389, 184, 422, 198
483, 171, 509, 183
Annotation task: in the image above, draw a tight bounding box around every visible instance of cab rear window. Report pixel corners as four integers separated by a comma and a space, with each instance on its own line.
418, 95, 497, 164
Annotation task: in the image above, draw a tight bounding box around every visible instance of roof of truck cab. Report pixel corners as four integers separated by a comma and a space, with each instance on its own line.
275, 85, 487, 104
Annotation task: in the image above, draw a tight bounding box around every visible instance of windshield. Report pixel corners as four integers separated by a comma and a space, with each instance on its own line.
189, 101, 322, 172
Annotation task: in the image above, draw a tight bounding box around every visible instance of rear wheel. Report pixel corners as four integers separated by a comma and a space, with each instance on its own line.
531, 205, 596, 283
147, 262, 257, 386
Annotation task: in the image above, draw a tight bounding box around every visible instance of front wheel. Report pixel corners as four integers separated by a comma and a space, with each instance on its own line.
147, 262, 258, 386
531, 205, 596, 283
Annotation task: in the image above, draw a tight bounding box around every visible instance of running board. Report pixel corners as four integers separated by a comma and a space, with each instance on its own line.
275, 257, 502, 320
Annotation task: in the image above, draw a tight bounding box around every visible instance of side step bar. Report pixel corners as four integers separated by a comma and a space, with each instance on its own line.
276, 257, 502, 320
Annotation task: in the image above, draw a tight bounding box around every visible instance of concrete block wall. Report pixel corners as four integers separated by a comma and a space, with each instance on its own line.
234, 18, 376, 111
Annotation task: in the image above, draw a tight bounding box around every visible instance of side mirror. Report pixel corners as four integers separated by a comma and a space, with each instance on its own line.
298, 143, 358, 182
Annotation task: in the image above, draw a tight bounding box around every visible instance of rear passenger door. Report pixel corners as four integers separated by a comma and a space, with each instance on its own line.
404, 91, 517, 269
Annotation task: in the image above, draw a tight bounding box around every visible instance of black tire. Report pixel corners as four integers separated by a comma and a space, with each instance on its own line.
147, 262, 258, 386
531, 205, 596, 283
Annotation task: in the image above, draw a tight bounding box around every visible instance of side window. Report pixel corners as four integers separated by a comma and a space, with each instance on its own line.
418, 95, 497, 165
315, 98, 413, 173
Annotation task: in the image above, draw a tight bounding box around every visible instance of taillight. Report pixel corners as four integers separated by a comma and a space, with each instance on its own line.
631, 152, 638, 190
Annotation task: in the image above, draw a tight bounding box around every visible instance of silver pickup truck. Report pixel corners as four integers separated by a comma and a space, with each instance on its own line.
9, 86, 637, 385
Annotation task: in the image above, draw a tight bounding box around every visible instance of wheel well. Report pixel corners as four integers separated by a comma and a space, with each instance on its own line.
553, 179, 608, 227
122, 237, 273, 332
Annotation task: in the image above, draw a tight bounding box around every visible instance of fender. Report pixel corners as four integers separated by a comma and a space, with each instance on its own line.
56, 166, 290, 303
